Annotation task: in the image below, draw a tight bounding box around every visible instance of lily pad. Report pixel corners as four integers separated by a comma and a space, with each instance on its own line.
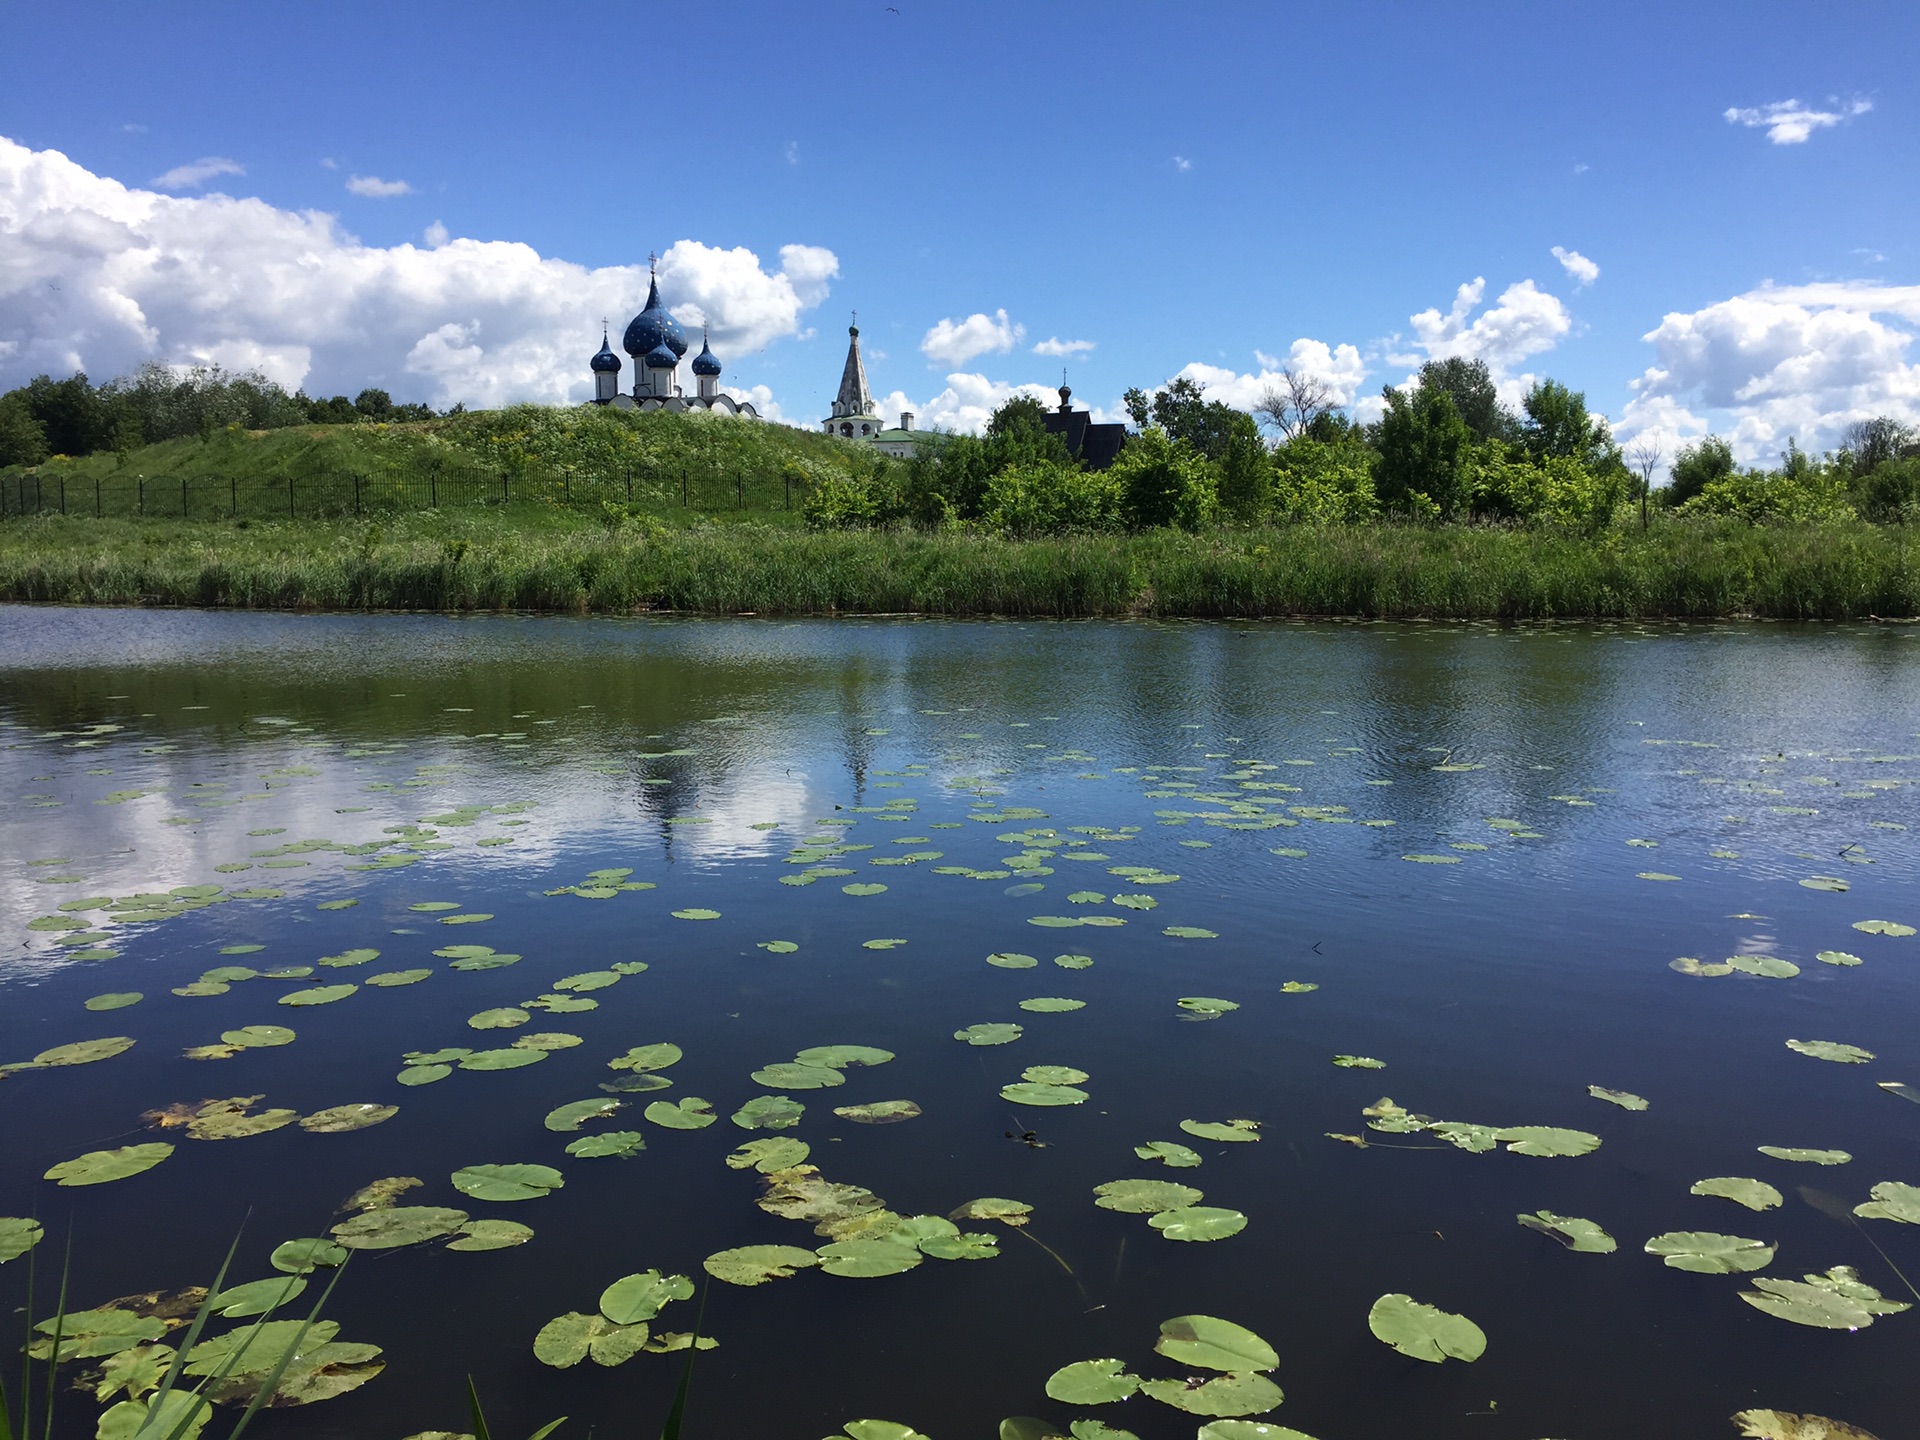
1045, 1359, 1140, 1405
209, 1276, 307, 1318
1139, 1373, 1284, 1418
948, 1197, 1032, 1227
704, 1244, 820, 1286
1691, 1177, 1784, 1212
956, 1022, 1024, 1046
398, 1064, 452, 1086
834, 1101, 922, 1124
1854, 1181, 1920, 1224
1164, 926, 1218, 939
646, 1097, 718, 1130
366, 970, 432, 987
1740, 1265, 1912, 1330
279, 985, 357, 1007
758, 940, 800, 954
600, 1269, 694, 1324
1726, 955, 1800, 978
468, 1007, 530, 1031
1177, 996, 1240, 1017
795, 1045, 896, 1069
816, 1240, 922, 1277
1094, 1179, 1203, 1213
460, 1048, 546, 1071
726, 1138, 811, 1172
1732, 1410, 1885, 1439
1496, 1126, 1601, 1157
330, 1206, 470, 1250
1644, 1231, 1776, 1273
0, 1217, 45, 1263
840, 884, 887, 897
533, 1312, 650, 1368
1149, 1206, 1247, 1241
85, 993, 143, 1012
609, 1042, 683, 1073
1135, 1141, 1203, 1168
269, 1238, 346, 1273
1758, 1146, 1851, 1165
988, 952, 1040, 969
566, 1131, 645, 1158
1020, 997, 1087, 1013
732, 1095, 805, 1130
450, 1163, 564, 1202
1155, 1314, 1279, 1372
300, 1103, 397, 1133
1002, 1082, 1089, 1106
1333, 1056, 1385, 1069
1181, 1119, 1261, 1143
1367, 1293, 1486, 1363
1816, 951, 1863, 967
1517, 1211, 1616, 1252
1589, 1086, 1648, 1110
1785, 1039, 1874, 1064
45, 1143, 173, 1186
34, 1036, 135, 1066
751, 1062, 845, 1090
1852, 920, 1915, 936
447, 1219, 535, 1251
545, 1098, 623, 1132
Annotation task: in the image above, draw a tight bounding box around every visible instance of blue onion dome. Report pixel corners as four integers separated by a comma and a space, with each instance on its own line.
590, 335, 622, 373
622, 274, 689, 358
644, 343, 679, 370
690, 335, 722, 377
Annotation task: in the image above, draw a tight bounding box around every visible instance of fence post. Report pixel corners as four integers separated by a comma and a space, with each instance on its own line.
182, 475, 188, 518
138, 477, 144, 516
60, 475, 67, 515
681, 469, 687, 507
502, 471, 508, 505
785, 473, 791, 510
564, 468, 571, 503
354, 473, 362, 516
230, 476, 237, 518
430, 469, 437, 508
95, 478, 101, 518
626, 470, 632, 504
737, 473, 743, 509
288, 474, 295, 520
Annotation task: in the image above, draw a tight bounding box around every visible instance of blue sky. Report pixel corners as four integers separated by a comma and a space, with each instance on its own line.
2, 0, 1916, 460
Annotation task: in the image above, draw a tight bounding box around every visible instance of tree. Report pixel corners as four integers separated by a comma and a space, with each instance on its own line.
1415, 358, 1511, 441
1626, 437, 1663, 532
1665, 436, 1734, 507
18, 372, 111, 456
1373, 384, 1473, 518
0, 394, 49, 467
1111, 428, 1217, 530
1842, 416, 1916, 476
1521, 380, 1599, 463
1122, 377, 1242, 460
1255, 367, 1336, 443
1215, 411, 1269, 521
354, 388, 395, 422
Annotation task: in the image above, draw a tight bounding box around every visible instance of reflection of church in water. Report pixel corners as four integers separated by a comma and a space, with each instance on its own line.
588, 258, 759, 417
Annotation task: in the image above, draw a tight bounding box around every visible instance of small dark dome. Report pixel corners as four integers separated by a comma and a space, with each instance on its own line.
590, 336, 622, 374
690, 336, 722, 377
622, 275, 688, 359
644, 343, 679, 370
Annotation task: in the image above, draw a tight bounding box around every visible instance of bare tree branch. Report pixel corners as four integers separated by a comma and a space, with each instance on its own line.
1255, 367, 1336, 443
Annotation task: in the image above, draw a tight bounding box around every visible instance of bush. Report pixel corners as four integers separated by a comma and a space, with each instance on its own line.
1860, 457, 1920, 523
1112, 428, 1217, 530
980, 460, 1124, 536
1271, 434, 1377, 523
1681, 461, 1854, 524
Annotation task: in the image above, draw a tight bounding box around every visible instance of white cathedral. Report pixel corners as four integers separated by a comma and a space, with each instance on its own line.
588, 262, 759, 416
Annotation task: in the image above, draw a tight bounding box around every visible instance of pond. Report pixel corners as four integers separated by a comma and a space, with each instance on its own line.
1, 608, 1917, 1440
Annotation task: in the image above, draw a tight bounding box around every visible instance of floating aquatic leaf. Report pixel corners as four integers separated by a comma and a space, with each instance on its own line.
703, 1244, 820, 1286
447, 1219, 534, 1251
646, 1097, 718, 1130
1670, 957, 1736, 977
1054, 953, 1094, 970
609, 1042, 682, 1072
0, 1216, 46, 1263
553, 970, 621, 992
956, 1022, 1024, 1046
317, 948, 381, 968
468, 1007, 531, 1031
1332, 1055, 1385, 1069
732, 1094, 805, 1130
1028, 916, 1084, 928
1155, 1314, 1279, 1372
1758, 1146, 1851, 1165
461, 1048, 546, 1071
796, 1045, 895, 1069
1135, 1141, 1202, 1168
270, 1238, 346, 1273
440, 913, 493, 925
1401, 854, 1461, 865
751, 1061, 846, 1089
85, 991, 144, 1013
834, 1100, 922, 1124
1800, 877, 1850, 892
949, 1197, 1032, 1227
1429, 1122, 1502, 1152
450, 1163, 564, 1202
1496, 1126, 1601, 1157
1852, 920, 1915, 936
1740, 1265, 1911, 1330
672, 907, 723, 919
988, 952, 1040, 969
1279, 981, 1318, 994
919, 1229, 999, 1261
863, 938, 908, 950
1022, 1065, 1090, 1084
1732, 1409, 1884, 1439
34, 1036, 135, 1066
1692, 1177, 1784, 1212
1786, 1039, 1874, 1064
533, 1312, 650, 1368
330, 1206, 470, 1250
279, 985, 357, 1007
366, 969, 432, 987
1367, 1293, 1486, 1362
344, 1175, 422, 1210
1164, 926, 1218, 939
1816, 951, 1863, 967
1517, 1211, 1616, 1252
1112, 894, 1157, 910
816, 1239, 921, 1277
1195, 1425, 1319, 1440
1149, 1206, 1247, 1241
1002, 1081, 1089, 1106
301, 1103, 397, 1133
1854, 1181, 1920, 1224
599, 1072, 672, 1093
1181, 1119, 1261, 1143
398, 1064, 452, 1086
1589, 1086, 1648, 1110
172, 981, 231, 998
759, 940, 800, 953
1723, 954, 1799, 978
1139, 1372, 1284, 1418
1045, 1358, 1140, 1405
1877, 1082, 1920, 1105
514, 1032, 583, 1052
566, 1131, 645, 1158
1093, 1179, 1203, 1213
546, 1097, 623, 1132
1177, 996, 1239, 1017
1644, 1231, 1776, 1273
600, 1269, 694, 1324
208, 1276, 307, 1318
841, 884, 887, 897
727, 1138, 810, 1172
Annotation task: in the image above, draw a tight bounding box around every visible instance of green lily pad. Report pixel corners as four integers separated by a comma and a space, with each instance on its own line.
1816, 951, 1863, 967
841, 884, 887, 897
646, 1097, 718, 1130
1691, 1177, 1784, 1212
759, 940, 800, 953
1854, 1181, 1920, 1224
1740, 1265, 1912, 1329
45, 1143, 173, 1186
1786, 1039, 1874, 1063
704, 1244, 820, 1286
209, 1276, 308, 1318
1164, 926, 1218, 939
366, 969, 432, 987
545, 1098, 623, 1132
1139, 1372, 1284, 1417
468, 1007, 530, 1030
269, 1238, 346, 1274
329, 1206, 470, 1250
397, 1064, 452, 1086
1149, 1206, 1247, 1241
987, 952, 1040, 969
34, 1036, 135, 1066
1367, 1293, 1486, 1363
1517, 1211, 1616, 1252
1758, 1146, 1851, 1165
956, 1022, 1023, 1046
1154, 1314, 1279, 1372
450, 1163, 564, 1202
1332, 1055, 1385, 1069
1401, 854, 1461, 865
1045, 1358, 1140, 1405
751, 1062, 846, 1090
1280, 981, 1319, 993
316, 948, 381, 968
461, 1047, 547, 1071
439, 913, 493, 925
1181, 1119, 1261, 1143
732, 1095, 805, 1130
1020, 997, 1086, 1013
1054, 953, 1095, 969
834, 1101, 922, 1124
1002, 1082, 1089, 1106
1589, 1086, 1648, 1110
1724, 954, 1799, 978
727, 1137, 811, 1172
795, 1045, 895, 1069
533, 1312, 650, 1368
566, 1131, 645, 1158
1028, 916, 1084, 928
447, 1219, 535, 1251
1093, 1179, 1203, 1213
862, 938, 908, 950
609, 1042, 683, 1073
279, 985, 356, 1007
1670, 957, 1736, 977
600, 1269, 694, 1324
816, 1240, 922, 1277
1135, 1141, 1203, 1168
1195, 1425, 1319, 1440
1644, 1231, 1776, 1273
1496, 1126, 1602, 1157
300, 1103, 397, 1133
1852, 920, 1915, 936
0, 1217, 46, 1263
948, 1197, 1033, 1228
85, 993, 143, 1012
1177, 996, 1239, 1017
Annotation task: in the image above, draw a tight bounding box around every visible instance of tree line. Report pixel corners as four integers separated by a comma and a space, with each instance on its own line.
803, 359, 1920, 532
0, 364, 449, 467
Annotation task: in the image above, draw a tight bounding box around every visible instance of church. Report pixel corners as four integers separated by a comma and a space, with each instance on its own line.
820, 318, 917, 454
587, 262, 759, 416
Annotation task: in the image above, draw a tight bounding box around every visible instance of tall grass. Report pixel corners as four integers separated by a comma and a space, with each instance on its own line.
2, 510, 1914, 618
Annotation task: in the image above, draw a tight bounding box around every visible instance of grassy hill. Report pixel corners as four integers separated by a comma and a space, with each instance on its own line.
0, 404, 892, 522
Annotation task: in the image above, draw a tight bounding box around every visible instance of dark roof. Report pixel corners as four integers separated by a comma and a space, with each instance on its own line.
690, 336, 722, 377
622, 275, 689, 359
644, 343, 679, 369
590, 336, 622, 373
1044, 408, 1128, 471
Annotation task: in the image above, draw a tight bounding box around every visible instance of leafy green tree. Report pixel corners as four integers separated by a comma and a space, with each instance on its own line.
1843, 417, 1916, 476
980, 460, 1124, 536
1679, 443, 1854, 524
983, 396, 1072, 470
0, 393, 49, 467
1215, 411, 1270, 521
1665, 436, 1735, 507
1271, 432, 1378, 522
1123, 377, 1244, 460
307, 394, 360, 424
1415, 358, 1511, 441
1521, 380, 1600, 463
1111, 427, 1217, 530
1373, 385, 1474, 518
354, 388, 395, 422
1861, 457, 1920, 523
17, 372, 111, 456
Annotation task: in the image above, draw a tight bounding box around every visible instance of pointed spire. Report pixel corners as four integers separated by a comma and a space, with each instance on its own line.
833, 319, 874, 418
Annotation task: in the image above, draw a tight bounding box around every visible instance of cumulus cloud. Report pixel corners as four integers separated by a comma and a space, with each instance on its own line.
150, 156, 243, 191
1173, 155, 1192, 172
920, 308, 1023, 366
345, 174, 412, 198
1724, 96, 1872, 145
1032, 336, 1094, 358
872, 374, 1060, 435
1552, 245, 1599, 288
1405, 277, 1571, 372
1619, 281, 1920, 461
1167, 338, 1371, 413
0, 135, 834, 408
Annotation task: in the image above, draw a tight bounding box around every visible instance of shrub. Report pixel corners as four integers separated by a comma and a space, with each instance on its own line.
980, 460, 1123, 536
1112, 428, 1217, 531
1271, 435, 1377, 523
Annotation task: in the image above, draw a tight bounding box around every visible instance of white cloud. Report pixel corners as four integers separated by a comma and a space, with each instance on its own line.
1173, 156, 1192, 172
1724, 96, 1871, 145
920, 308, 1023, 366
346, 174, 412, 198
1551, 245, 1599, 288
121, 123, 148, 135
319, 157, 338, 170
0, 135, 835, 408
149, 156, 243, 191
1032, 336, 1094, 358
1406, 277, 1572, 372
423, 220, 449, 248
1167, 337, 1371, 415
783, 140, 800, 165
872, 374, 1060, 435
1619, 281, 1920, 462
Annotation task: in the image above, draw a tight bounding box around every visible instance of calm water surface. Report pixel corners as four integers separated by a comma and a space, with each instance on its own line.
2, 608, 1917, 1440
